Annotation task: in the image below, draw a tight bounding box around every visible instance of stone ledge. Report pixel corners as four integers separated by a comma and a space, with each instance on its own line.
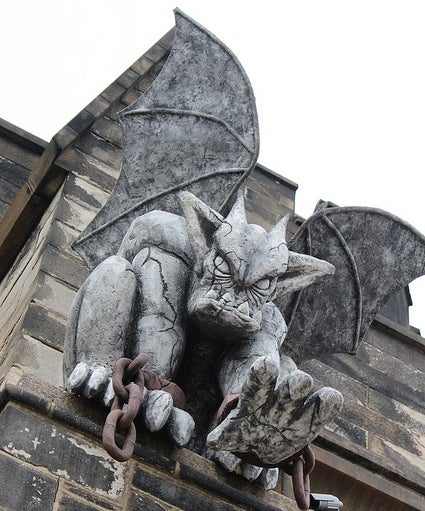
0, 366, 298, 511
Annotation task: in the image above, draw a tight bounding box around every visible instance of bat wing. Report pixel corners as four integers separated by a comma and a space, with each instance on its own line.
276, 207, 425, 363
73, 9, 259, 269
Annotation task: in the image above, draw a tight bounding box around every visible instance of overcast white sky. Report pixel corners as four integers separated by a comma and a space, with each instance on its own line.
1, 0, 425, 332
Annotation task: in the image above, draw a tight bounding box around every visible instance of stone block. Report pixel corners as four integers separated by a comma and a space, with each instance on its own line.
143, 43, 169, 63
91, 117, 123, 148
130, 56, 154, 76
121, 88, 141, 106
0, 137, 40, 170
325, 415, 368, 447
100, 82, 126, 103
58, 493, 111, 511
132, 465, 236, 511
0, 450, 58, 511
49, 220, 81, 256
74, 132, 122, 170
54, 125, 79, 150
0, 154, 31, 187
41, 244, 90, 290
0, 175, 20, 204
368, 389, 425, 437
56, 147, 118, 192
128, 491, 178, 511
63, 174, 109, 212
10, 334, 63, 386
116, 68, 140, 89
301, 358, 369, 406
357, 341, 425, 393
0, 199, 10, 220
22, 302, 66, 350
326, 353, 425, 414
0, 404, 129, 500
63, 482, 118, 510
55, 195, 99, 233
68, 109, 96, 134
367, 325, 425, 373
85, 96, 110, 118
33, 271, 76, 318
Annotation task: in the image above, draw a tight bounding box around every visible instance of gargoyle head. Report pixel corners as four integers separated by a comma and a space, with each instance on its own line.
179, 191, 334, 340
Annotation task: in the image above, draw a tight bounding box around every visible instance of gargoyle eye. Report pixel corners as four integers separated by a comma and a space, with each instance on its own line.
254, 278, 271, 291
214, 255, 230, 276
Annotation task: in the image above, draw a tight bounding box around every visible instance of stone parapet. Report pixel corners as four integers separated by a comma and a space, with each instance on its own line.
0, 367, 298, 511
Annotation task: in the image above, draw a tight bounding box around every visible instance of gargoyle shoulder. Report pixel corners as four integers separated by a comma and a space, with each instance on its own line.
117, 210, 193, 266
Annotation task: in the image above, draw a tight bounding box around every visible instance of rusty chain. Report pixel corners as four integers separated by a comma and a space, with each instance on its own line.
281, 445, 315, 510
216, 391, 317, 510
103, 357, 320, 509
102, 353, 187, 462
102, 354, 147, 462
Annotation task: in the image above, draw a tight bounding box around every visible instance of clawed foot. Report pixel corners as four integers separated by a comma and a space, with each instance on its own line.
205, 448, 279, 489
66, 363, 194, 447
141, 389, 195, 447
66, 362, 114, 405
207, 356, 343, 467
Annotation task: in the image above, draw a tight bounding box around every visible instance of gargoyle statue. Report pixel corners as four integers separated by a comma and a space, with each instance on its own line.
63, 8, 425, 491
65, 190, 343, 478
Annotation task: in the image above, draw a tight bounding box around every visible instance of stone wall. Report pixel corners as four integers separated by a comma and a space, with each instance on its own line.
0, 368, 297, 511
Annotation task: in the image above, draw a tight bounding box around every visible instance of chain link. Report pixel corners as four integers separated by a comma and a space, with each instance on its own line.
102, 353, 187, 462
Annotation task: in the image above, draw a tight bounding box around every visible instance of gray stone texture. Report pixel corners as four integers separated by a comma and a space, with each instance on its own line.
73, 9, 259, 269
279, 207, 425, 363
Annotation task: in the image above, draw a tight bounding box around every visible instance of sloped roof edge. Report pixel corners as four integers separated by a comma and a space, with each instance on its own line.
0, 28, 175, 282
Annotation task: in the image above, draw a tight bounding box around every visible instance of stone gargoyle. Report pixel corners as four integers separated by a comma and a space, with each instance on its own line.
63, 9, 425, 488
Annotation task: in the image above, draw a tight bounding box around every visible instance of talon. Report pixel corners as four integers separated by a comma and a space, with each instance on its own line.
287, 370, 313, 401
165, 407, 195, 447
315, 387, 344, 421
142, 390, 173, 432
251, 356, 279, 385
103, 379, 115, 407
84, 366, 109, 398
66, 362, 90, 392
261, 467, 279, 490
206, 449, 241, 472
241, 463, 263, 481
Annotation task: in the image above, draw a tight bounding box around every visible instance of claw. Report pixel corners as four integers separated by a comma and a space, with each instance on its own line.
261, 467, 279, 490
66, 362, 90, 392
103, 379, 115, 407
287, 370, 314, 401
84, 366, 109, 398
142, 390, 173, 432
250, 356, 279, 386
206, 449, 241, 472
241, 463, 263, 481
164, 407, 195, 447
314, 387, 344, 421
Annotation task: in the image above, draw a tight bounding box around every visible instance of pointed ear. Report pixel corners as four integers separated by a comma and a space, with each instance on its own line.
179, 191, 223, 274
276, 252, 335, 296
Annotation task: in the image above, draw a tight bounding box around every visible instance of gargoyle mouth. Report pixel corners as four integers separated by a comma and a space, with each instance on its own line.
192, 290, 262, 339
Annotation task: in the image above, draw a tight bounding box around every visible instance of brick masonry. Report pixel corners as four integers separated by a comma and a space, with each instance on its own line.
0, 368, 298, 511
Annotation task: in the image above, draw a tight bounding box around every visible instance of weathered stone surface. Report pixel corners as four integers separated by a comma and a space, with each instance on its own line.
132, 465, 238, 511
22, 303, 66, 349
128, 491, 178, 511
58, 493, 104, 511
0, 450, 58, 511
280, 207, 425, 363
56, 147, 119, 192
73, 9, 259, 269
63, 482, 118, 510
0, 404, 129, 499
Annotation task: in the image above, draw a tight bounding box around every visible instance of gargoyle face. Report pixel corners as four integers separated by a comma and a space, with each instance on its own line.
179, 191, 334, 341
